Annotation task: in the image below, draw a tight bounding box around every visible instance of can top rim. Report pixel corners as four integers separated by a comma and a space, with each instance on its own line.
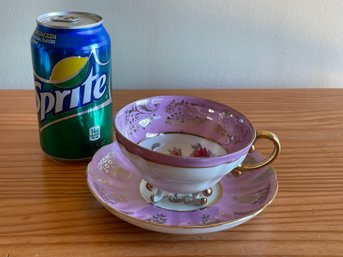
36, 11, 103, 29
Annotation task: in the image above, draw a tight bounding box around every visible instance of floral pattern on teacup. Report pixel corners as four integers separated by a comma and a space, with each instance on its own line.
165, 99, 208, 127
164, 99, 248, 147
167, 143, 214, 157
190, 143, 214, 157
124, 100, 160, 135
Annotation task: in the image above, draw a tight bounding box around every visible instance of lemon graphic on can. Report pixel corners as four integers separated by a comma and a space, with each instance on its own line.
50, 56, 89, 87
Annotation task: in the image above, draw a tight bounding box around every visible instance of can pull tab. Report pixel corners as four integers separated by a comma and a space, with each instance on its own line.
52, 16, 79, 23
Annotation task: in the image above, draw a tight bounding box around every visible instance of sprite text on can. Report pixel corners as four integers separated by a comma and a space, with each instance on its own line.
31, 12, 113, 161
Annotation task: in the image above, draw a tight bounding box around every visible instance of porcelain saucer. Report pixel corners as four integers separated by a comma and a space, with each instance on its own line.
86, 141, 278, 234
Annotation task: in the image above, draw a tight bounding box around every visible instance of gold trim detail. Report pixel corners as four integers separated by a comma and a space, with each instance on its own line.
235, 130, 281, 173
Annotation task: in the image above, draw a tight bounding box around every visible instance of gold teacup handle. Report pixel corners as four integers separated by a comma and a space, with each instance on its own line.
233, 130, 281, 176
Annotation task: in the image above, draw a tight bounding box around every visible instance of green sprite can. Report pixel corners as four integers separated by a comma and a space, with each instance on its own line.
30, 12, 113, 161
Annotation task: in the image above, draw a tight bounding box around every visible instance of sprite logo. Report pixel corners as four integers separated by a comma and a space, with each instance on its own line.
34, 50, 111, 131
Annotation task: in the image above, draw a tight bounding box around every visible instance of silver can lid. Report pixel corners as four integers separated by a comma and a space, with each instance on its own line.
36, 11, 103, 29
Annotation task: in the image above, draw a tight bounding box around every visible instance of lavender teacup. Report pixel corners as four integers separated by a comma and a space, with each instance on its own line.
114, 96, 280, 206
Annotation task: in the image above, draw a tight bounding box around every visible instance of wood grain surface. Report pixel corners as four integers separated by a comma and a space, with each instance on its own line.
0, 89, 343, 257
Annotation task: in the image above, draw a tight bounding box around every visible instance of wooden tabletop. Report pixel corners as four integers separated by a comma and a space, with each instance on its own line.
1, 89, 342, 256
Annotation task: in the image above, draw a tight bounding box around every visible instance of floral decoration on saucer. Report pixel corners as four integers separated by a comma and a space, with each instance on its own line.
86, 141, 278, 234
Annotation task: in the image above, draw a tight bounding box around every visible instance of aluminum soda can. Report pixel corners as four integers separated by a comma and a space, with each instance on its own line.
30, 12, 113, 161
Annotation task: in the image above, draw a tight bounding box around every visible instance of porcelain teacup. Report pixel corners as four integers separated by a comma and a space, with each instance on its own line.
114, 95, 280, 205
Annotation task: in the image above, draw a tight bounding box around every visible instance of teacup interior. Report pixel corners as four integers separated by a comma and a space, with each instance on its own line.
139, 133, 228, 157
115, 96, 255, 155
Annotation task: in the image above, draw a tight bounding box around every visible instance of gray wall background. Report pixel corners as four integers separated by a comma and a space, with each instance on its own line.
2, 0, 343, 89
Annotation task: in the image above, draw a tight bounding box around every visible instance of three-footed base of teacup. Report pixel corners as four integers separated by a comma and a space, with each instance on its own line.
139, 180, 223, 212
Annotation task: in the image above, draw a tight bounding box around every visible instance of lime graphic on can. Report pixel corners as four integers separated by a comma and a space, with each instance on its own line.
31, 12, 113, 161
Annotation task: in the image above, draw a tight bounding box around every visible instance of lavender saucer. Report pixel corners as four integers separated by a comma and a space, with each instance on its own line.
86, 141, 278, 234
